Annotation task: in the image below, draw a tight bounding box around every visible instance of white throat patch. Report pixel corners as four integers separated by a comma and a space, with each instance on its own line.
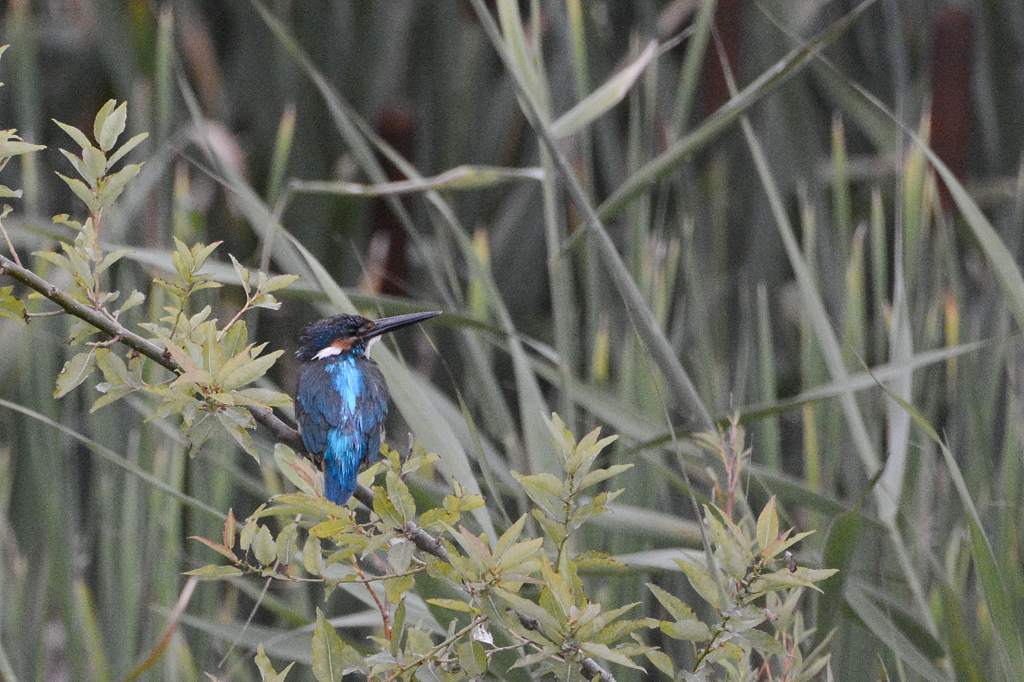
365, 336, 380, 356
313, 346, 343, 360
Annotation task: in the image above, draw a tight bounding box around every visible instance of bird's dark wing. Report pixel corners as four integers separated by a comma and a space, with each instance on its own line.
295, 362, 344, 466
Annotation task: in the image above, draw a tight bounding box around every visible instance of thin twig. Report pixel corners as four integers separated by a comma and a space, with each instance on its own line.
384, 616, 486, 681
125, 576, 199, 681
352, 559, 391, 639
217, 299, 251, 341
218, 575, 274, 669
0, 219, 21, 267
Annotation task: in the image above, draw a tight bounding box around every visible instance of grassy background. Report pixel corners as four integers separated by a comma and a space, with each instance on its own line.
2, 0, 1024, 679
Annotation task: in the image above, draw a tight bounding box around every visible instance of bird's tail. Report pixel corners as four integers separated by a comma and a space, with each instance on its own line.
324, 432, 362, 505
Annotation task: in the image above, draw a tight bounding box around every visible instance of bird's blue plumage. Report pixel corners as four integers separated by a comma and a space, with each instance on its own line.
295, 311, 439, 505
296, 352, 388, 504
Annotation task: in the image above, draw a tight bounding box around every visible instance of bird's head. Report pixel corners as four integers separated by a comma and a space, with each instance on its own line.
296, 310, 441, 362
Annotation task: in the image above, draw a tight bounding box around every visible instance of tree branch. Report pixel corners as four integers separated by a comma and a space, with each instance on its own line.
2, 253, 611, 680
0, 252, 449, 561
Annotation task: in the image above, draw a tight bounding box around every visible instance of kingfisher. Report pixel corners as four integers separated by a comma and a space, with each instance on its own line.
295, 310, 441, 505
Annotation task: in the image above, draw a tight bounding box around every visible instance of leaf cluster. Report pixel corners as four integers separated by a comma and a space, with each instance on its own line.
0, 44, 44, 322
643, 493, 836, 680
185, 416, 704, 679
41, 103, 297, 461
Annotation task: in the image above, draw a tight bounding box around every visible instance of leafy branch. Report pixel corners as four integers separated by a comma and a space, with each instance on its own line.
1, 247, 620, 680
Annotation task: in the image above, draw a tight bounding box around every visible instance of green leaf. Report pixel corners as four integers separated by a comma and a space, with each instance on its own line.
643, 648, 674, 678
260, 273, 299, 293
232, 387, 293, 409
53, 119, 95, 155
456, 639, 488, 675
0, 139, 45, 157
512, 471, 564, 514
756, 496, 779, 552
275, 523, 299, 565
92, 100, 116, 146
188, 535, 237, 562
0, 286, 25, 322
703, 507, 748, 579
221, 349, 283, 389
302, 534, 323, 576
539, 559, 573, 621
252, 525, 276, 566
97, 101, 127, 151
311, 609, 362, 681
496, 537, 544, 573
106, 132, 148, 168
118, 289, 145, 313
91, 384, 134, 414
94, 348, 130, 384
382, 573, 414, 605
372, 492, 402, 528
675, 557, 722, 610
82, 144, 106, 183
183, 564, 243, 580
229, 254, 251, 295
659, 619, 712, 642
385, 470, 416, 522
494, 514, 528, 557
579, 463, 633, 491
762, 529, 815, 561
255, 643, 295, 682
749, 567, 838, 595
273, 443, 318, 496
578, 641, 646, 672
33, 248, 72, 272
390, 599, 406, 657
216, 407, 259, 459
646, 583, 695, 623
492, 587, 561, 636
55, 172, 98, 213
98, 162, 142, 208
425, 598, 476, 613
54, 351, 96, 398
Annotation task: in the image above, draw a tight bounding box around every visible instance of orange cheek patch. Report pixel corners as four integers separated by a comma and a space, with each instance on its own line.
331, 338, 354, 351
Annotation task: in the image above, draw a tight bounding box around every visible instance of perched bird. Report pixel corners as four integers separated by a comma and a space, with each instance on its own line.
295, 310, 441, 504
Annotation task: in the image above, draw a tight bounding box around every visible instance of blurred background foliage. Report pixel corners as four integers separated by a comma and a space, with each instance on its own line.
2, 0, 1024, 679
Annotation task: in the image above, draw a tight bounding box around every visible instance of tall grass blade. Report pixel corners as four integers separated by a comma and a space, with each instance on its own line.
816, 56, 1024, 334
0, 398, 223, 520
470, 0, 714, 432
550, 40, 657, 139
882, 389, 1024, 679
730, 42, 936, 632
844, 582, 947, 682
598, 0, 882, 221
289, 165, 543, 197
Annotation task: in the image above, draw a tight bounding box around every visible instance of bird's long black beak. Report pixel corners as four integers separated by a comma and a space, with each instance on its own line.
363, 310, 442, 340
